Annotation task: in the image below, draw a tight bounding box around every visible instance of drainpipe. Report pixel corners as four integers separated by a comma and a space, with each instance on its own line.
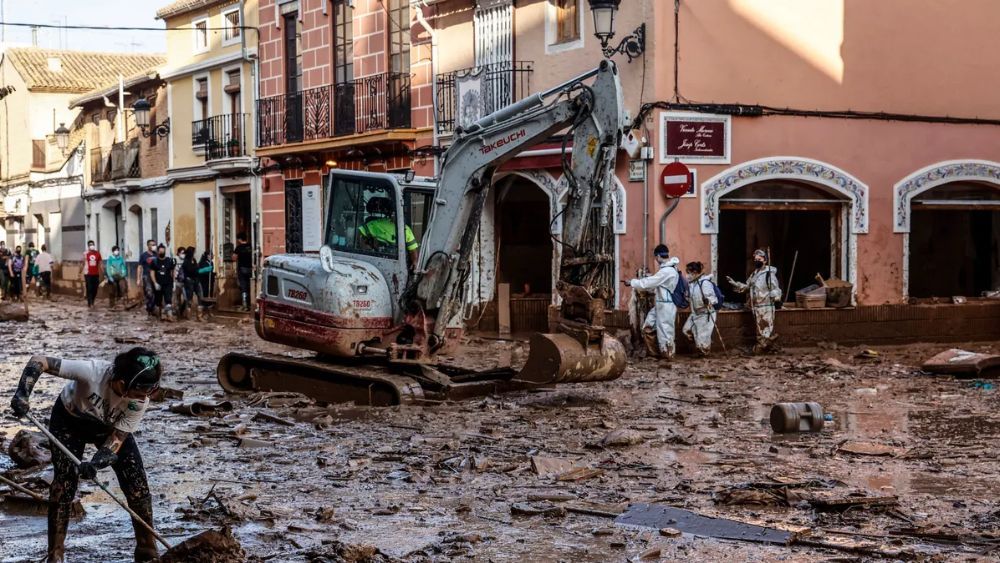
659, 198, 680, 247
415, 1, 439, 175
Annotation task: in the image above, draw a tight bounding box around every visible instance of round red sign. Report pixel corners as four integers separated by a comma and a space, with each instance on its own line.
660, 161, 692, 199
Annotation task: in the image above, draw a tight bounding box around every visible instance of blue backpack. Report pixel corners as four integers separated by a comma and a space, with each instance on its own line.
702, 279, 725, 311
670, 267, 689, 309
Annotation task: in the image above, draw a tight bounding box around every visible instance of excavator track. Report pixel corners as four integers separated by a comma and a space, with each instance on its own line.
218, 331, 626, 406
218, 353, 426, 406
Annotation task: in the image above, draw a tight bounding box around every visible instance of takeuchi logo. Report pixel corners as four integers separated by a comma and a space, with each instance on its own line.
480, 129, 526, 155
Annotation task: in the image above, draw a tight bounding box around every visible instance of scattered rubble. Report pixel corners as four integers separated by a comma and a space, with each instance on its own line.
7, 430, 51, 468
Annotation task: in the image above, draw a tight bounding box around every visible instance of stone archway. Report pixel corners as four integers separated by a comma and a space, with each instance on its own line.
701, 157, 869, 295
894, 160, 1000, 298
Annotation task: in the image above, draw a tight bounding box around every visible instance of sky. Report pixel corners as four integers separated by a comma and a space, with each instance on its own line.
0, 0, 167, 53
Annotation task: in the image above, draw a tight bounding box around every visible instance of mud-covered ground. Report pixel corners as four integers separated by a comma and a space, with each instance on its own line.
1, 298, 999, 562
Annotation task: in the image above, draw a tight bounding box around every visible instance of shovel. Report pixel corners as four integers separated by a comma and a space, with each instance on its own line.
23, 413, 244, 561
24, 413, 172, 550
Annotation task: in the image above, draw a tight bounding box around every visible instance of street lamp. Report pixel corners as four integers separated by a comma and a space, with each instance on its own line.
132, 97, 171, 138
587, 0, 645, 62
54, 122, 70, 154
588, 0, 620, 48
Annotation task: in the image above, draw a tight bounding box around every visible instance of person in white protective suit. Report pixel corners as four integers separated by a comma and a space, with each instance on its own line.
682, 261, 718, 356
628, 244, 680, 361
727, 249, 782, 353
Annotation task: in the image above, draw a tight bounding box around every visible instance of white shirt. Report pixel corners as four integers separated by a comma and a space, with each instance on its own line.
58, 359, 149, 433
34, 252, 53, 273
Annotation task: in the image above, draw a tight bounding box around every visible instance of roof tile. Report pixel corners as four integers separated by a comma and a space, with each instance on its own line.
6, 48, 165, 93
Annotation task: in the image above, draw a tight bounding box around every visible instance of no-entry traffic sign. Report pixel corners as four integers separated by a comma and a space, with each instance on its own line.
660, 161, 692, 199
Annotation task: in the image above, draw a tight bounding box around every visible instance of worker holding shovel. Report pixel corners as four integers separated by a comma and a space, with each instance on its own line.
9, 348, 163, 562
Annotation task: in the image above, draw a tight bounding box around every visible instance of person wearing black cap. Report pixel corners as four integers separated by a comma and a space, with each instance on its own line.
627, 244, 682, 362
727, 249, 782, 353
9, 347, 163, 562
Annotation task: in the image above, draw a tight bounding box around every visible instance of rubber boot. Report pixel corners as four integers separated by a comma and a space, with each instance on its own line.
195, 308, 202, 321
46, 501, 71, 563
129, 496, 159, 562
642, 328, 661, 359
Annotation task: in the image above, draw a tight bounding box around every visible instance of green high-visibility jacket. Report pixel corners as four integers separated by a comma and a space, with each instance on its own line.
359, 218, 418, 251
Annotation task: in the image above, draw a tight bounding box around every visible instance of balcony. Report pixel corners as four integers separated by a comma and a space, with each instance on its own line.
192, 113, 249, 161
436, 61, 534, 134
89, 140, 140, 183
256, 72, 412, 149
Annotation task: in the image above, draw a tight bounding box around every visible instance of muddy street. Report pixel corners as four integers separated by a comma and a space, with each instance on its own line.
1, 298, 999, 561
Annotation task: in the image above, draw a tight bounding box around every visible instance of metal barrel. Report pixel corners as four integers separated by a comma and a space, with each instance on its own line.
517, 332, 627, 384
769, 402, 825, 433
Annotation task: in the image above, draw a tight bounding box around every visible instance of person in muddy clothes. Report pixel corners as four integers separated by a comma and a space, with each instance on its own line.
232, 233, 252, 311
137, 239, 158, 317
8, 245, 25, 301
9, 347, 163, 562
82, 241, 102, 308
197, 249, 215, 320
153, 244, 176, 321
0, 241, 11, 300
106, 245, 128, 308
25, 241, 38, 292
727, 249, 782, 353
178, 246, 203, 320
629, 244, 682, 362
35, 244, 54, 298
682, 261, 719, 356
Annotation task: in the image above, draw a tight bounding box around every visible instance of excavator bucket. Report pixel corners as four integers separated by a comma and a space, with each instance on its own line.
517, 332, 626, 384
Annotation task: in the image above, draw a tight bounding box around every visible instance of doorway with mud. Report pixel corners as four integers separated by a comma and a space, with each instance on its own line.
908, 182, 1000, 299
495, 179, 553, 333
717, 181, 847, 304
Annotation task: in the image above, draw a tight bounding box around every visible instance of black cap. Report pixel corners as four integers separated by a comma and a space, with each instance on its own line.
113, 347, 162, 391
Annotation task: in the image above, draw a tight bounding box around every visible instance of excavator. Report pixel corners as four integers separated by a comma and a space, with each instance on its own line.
217, 60, 629, 405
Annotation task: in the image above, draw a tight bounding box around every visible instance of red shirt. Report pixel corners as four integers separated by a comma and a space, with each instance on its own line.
84, 250, 102, 276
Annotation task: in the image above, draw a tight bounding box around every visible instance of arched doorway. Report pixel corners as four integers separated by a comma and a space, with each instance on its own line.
703, 158, 869, 302
894, 161, 1000, 299
495, 177, 554, 332
717, 180, 849, 302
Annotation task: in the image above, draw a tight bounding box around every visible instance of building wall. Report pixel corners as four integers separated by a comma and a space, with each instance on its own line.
163, 1, 258, 171
641, 0, 1000, 305
171, 179, 216, 252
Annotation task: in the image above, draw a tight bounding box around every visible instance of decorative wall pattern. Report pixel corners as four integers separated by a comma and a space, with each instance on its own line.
700, 157, 869, 234
893, 160, 1000, 233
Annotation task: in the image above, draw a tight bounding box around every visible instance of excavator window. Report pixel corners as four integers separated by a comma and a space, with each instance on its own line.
326, 175, 401, 259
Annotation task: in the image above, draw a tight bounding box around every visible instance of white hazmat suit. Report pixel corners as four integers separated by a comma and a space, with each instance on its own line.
730, 265, 781, 351
683, 274, 718, 355
630, 257, 680, 358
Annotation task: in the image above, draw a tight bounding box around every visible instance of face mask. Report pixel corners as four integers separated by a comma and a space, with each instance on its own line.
113, 250, 120, 256
158, 252, 166, 258
88, 246, 95, 251
179, 253, 186, 260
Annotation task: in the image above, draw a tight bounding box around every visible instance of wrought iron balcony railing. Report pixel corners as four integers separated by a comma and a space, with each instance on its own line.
436, 61, 534, 134
193, 113, 249, 160
256, 72, 412, 148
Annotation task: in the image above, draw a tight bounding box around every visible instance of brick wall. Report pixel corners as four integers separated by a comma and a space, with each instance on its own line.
354, 0, 386, 77
261, 170, 286, 256
410, 42, 433, 130
601, 303, 1000, 352
258, 0, 283, 98
301, 0, 331, 90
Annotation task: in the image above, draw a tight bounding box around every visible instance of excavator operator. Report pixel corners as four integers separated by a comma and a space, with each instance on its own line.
359, 196, 420, 266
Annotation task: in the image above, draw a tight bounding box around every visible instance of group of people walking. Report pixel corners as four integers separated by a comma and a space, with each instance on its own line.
82, 239, 217, 321
0, 240, 54, 302
627, 245, 782, 361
